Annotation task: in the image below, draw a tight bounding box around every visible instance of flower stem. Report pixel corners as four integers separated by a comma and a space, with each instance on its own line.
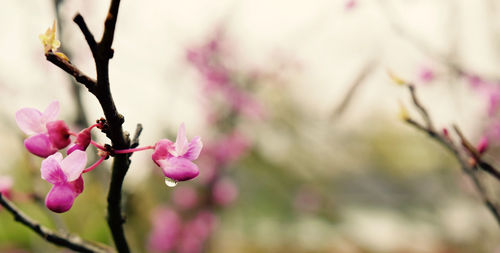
83, 155, 106, 173
114, 145, 154, 154
91, 140, 106, 151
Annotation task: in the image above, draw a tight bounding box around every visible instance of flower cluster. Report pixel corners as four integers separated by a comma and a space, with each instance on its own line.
16, 101, 202, 213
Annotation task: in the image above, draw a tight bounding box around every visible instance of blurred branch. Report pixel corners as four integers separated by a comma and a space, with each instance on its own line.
0, 193, 113, 253
45, 52, 97, 94
330, 60, 377, 120
401, 83, 500, 225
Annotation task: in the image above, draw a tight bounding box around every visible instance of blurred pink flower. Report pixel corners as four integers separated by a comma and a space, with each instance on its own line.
15, 101, 71, 157
178, 211, 218, 253
152, 123, 203, 182
206, 131, 250, 167
212, 178, 238, 206
41, 151, 86, 213
345, 0, 357, 10
147, 207, 182, 252
0, 176, 13, 199
476, 136, 489, 154
173, 185, 199, 210
418, 66, 435, 83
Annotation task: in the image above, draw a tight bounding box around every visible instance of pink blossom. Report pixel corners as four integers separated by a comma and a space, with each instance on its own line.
206, 131, 250, 167
418, 66, 435, 83
147, 207, 182, 252
345, 0, 357, 10
152, 123, 203, 182
212, 178, 238, 206
67, 128, 91, 154
177, 211, 217, 253
477, 136, 489, 154
15, 101, 71, 157
40, 150, 86, 213
173, 185, 199, 209
0, 176, 13, 199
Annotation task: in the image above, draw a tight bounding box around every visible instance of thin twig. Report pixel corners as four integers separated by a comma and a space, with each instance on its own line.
402, 84, 500, 226
45, 53, 97, 93
73, 14, 98, 57
130, 124, 143, 149
0, 193, 113, 253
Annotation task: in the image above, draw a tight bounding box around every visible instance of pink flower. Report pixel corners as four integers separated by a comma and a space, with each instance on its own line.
173, 185, 199, 209
207, 131, 249, 167
212, 178, 238, 206
477, 136, 489, 154
152, 123, 203, 182
345, 0, 357, 10
40, 150, 86, 213
418, 66, 435, 83
0, 176, 13, 199
15, 101, 71, 157
147, 207, 182, 252
67, 128, 91, 154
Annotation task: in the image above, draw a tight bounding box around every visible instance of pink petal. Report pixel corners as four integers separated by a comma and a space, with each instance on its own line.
183, 136, 203, 161
157, 157, 199, 181
147, 208, 182, 252
15, 108, 44, 135
152, 139, 174, 166
41, 152, 66, 184
69, 176, 84, 195
45, 183, 76, 213
41, 101, 60, 123
174, 123, 189, 156
46, 120, 71, 149
60, 150, 87, 182
25, 134, 57, 158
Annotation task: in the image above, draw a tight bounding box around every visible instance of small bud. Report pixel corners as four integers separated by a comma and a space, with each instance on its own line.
387, 70, 407, 85
442, 128, 449, 138
398, 101, 410, 120
476, 136, 489, 154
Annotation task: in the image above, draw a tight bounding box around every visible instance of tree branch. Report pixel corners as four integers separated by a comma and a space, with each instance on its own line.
401, 84, 500, 226
45, 52, 97, 94
73, 14, 98, 58
0, 193, 113, 253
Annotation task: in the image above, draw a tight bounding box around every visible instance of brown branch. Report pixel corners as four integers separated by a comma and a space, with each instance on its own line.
73, 14, 98, 57
330, 60, 377, 120
0, 193, 113, 253
402, 84, 500, 226
45, 52, 97, 94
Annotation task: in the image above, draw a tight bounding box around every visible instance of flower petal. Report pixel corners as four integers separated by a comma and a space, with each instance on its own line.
60, 150, 87, 182
41, 152, 66, 184
69, 176, 84, 195
183, 136, 203, 160
25, 134, 57, 158
42, 101, 59, 124
46, 120, 71, 149
174, 123, 189, 156
152, 139, 174, 166
15, 108, 44, 134
158, 157, 199, 181
45, 183, 76, 213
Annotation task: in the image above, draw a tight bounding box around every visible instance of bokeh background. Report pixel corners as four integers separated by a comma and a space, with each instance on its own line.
1, 0, 500, 252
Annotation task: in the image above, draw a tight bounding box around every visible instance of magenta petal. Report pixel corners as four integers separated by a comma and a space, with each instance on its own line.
69, 176, 84, 195
46, 120, 71, 149
41, 101, 60, 123
15, 108, 44, 135
152, 139, 174, 166
174, 123, 189, 156
158, 157, 199, 181
25, 134, 57, 158
183, 136, 203, 161
60, 150, 87, 182
45, 183, 76, 213
41, 152, 66, 184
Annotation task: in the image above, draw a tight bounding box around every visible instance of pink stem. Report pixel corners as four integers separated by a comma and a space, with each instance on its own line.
91, 140, 106, 151
83, 156, 106, 173
114, 146, 155, 154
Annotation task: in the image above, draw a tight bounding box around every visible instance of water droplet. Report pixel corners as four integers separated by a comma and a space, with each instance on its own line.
164, 177, 178, 187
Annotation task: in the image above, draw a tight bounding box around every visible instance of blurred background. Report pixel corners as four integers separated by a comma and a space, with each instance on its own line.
1, 0, 500, 252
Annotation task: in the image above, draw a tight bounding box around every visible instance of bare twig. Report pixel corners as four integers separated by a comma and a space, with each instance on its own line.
73, 14, 98, 57
402, 84, 500, 225
0, 193, 113, 253
130, 124, 143, 149
331, 60, 377, 120
45, 52, 97, 93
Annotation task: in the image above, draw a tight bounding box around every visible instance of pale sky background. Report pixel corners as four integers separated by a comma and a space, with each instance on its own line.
0, 0, 498, 183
